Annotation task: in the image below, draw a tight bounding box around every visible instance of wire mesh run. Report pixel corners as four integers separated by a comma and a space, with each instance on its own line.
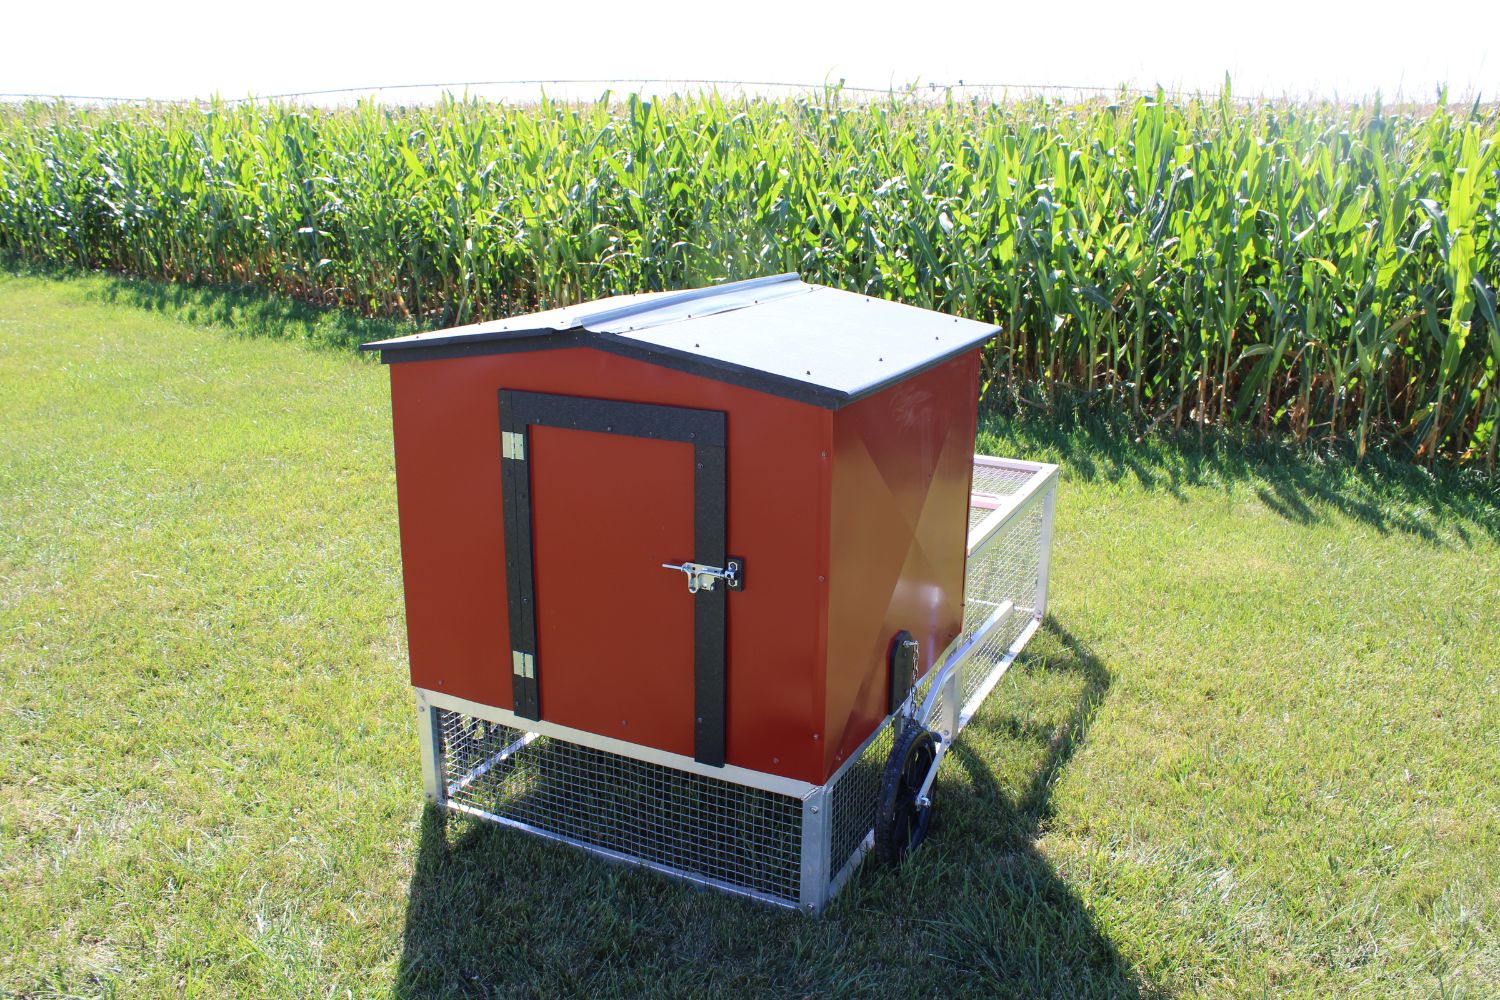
436, 709, 805, 903
826, 722, 894, 880
967, 463, 1036, 528
971, 463, 1036, 497
960, 497, 1044, 705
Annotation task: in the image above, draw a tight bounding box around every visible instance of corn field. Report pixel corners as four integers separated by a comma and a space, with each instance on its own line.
1, 90, 1497, 468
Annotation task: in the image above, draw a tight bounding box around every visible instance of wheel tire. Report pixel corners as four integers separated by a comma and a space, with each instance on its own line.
873, 720, 937, 865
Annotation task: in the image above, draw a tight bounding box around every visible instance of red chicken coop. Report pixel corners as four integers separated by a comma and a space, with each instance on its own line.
364, 273, 1057, 912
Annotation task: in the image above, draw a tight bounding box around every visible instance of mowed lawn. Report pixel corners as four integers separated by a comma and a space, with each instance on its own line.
1, 272, 1496, 999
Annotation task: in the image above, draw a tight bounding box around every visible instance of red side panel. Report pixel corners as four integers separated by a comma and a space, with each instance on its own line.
530, 427, 696, 756
822, 351, 980, 776
389, 359, 512, 709
387, 348, 832, 783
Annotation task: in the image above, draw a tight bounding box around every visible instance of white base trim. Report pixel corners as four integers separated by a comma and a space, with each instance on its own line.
415, 686, 818, 800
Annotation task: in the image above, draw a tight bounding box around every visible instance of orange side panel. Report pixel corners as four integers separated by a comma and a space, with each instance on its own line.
530, 427, 697, 756
387, 347, 832, 784
822, 351, 980, 776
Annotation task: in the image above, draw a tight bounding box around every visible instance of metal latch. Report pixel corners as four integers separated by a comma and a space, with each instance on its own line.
660, 558, 744, 594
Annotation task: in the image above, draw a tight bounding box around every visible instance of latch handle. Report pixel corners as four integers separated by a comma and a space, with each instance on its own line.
660, 558, 744, 594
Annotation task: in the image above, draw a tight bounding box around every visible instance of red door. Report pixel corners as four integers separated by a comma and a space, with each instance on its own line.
499, 390, 730, 765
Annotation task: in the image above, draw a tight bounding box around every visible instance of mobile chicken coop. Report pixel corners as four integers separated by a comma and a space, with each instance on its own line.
364, 273, 1057, 913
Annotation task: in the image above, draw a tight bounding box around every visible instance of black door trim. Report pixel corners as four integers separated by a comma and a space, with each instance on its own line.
498, 389, 729, 767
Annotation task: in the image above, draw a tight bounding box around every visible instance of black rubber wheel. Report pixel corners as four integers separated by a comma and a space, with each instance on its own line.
873, 720, 937, 865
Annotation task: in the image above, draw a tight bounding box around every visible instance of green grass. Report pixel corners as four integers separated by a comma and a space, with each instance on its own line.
1, 272, 1496, 998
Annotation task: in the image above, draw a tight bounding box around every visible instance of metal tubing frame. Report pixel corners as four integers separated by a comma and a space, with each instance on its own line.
419, 685, 815, 910
411, 455, 1059, 914
1036, 478, 1058, 621
967, 457, 1059, 554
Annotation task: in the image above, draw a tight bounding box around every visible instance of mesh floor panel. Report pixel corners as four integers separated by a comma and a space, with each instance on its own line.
436, 709, 805, 902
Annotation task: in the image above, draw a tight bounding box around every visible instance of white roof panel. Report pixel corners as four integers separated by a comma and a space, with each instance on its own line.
363, 274, 999, 408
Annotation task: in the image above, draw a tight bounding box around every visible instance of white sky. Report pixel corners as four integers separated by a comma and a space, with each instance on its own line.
3, 0, 1495, 102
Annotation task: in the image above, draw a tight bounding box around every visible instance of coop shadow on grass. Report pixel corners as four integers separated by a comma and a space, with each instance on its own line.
391, 617, 1149, 999
881, 616, 1150, 997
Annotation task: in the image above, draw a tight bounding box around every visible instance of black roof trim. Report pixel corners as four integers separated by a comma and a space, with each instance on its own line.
372, 329, 993, 410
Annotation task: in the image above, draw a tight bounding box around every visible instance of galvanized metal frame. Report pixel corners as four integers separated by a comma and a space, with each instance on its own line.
414, 455, 1059, 913
416, 701, 444, 806
797, 786, 830, 913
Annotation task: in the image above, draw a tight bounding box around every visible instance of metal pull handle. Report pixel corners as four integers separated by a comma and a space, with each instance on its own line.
660, 559, 744, 594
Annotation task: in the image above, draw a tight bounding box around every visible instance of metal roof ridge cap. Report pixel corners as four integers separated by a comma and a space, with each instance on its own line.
569, 273, 801, 329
